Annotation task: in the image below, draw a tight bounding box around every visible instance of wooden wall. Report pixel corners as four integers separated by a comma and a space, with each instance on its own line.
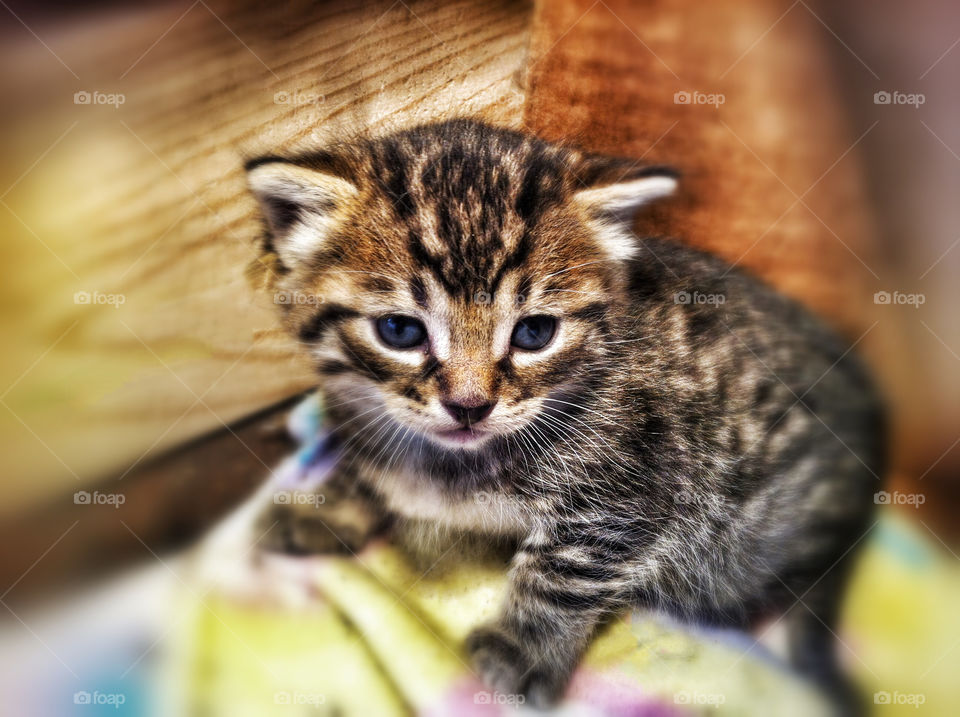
0, 0, 531, 516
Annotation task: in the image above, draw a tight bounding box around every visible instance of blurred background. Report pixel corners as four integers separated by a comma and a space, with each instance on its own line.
0, 0, 957, 715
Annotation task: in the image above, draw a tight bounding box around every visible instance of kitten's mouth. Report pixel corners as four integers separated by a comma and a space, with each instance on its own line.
430, 425, 490, 448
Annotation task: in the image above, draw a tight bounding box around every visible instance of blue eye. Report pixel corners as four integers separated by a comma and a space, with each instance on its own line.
376, 315, 427, 349
511, 315, 557, 351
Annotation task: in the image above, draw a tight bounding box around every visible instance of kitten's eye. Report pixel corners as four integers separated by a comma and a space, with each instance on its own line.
376, 315, 427, 349
510, 315, 557, 351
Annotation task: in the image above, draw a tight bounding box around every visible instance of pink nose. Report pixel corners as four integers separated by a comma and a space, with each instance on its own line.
442, 400, 497, 426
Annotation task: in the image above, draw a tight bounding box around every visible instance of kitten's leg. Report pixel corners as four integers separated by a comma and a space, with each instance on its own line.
466, 530, 627, 707
256, 473, 387, 555
785, 571, 865, 717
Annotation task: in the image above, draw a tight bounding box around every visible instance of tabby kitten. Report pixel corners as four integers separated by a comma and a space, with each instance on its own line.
245, 119, 883, 711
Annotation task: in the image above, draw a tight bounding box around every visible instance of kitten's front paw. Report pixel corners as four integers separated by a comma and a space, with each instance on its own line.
466, 625, 567, 709
255, 501, 362, 555
466, 626, 530, 696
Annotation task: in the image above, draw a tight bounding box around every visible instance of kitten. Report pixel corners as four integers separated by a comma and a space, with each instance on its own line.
244, 119, 884, 711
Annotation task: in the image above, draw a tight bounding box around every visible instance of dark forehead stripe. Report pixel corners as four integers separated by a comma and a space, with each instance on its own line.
489, 232, 532, 295
408, 229, 520, 300
515, 146, 566, 226
371, 140, 415, 220
407, 230, 458, 296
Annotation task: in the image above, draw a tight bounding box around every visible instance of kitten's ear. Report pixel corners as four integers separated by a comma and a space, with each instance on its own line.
572, 167, 678, 222
245, 157, 358, 265
572, 166, 678, 260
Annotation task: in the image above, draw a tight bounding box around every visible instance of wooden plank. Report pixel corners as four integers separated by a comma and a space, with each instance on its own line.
0, 0, 532, 515
522, 0, 913, 473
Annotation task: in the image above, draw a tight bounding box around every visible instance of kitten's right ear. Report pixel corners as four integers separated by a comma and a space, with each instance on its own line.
571, 164, 679, 262
245, 157, 358, 266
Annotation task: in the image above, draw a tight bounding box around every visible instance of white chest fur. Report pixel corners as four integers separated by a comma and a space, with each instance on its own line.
372, 468, 528, 536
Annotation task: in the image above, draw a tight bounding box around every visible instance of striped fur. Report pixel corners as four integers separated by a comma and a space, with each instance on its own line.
246, 119, 884, 712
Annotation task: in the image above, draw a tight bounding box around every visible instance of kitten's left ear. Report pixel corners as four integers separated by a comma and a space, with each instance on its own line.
572, 166, 678, 261
572, 167, 678, 222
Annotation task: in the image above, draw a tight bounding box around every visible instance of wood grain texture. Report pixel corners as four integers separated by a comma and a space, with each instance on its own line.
0, 0, 532, 515
522, 0, 914, 474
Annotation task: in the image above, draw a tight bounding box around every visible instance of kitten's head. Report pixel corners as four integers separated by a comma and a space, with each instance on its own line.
246, 120, 676, 452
